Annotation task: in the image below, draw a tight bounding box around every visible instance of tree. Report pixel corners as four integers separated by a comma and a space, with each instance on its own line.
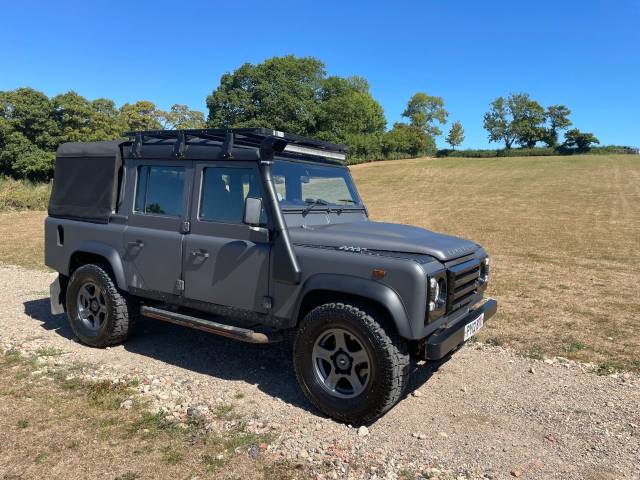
91, 98, 126, 140
446, 121, 465, 149
509, 93, 546, 148
483, 97, 514, 149
205, 55, 388, 159
383, 123, 436, 158
0, 129, 54, 180
53, 92, 127, 143
563, 128, 600, 151
483, 93, 545, 149
52, 91, 98, 143
544, 105, 572, 147
119, 101, 163, 131
160, 104, 206, 130
314, 76, 386, 144
0, 87, 58, 151
206, 55, 325, 135
0, 88, 58, 179
401, 92, 448, 137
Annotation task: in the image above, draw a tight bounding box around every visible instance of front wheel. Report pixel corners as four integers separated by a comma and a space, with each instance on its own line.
293, 303, 410, 424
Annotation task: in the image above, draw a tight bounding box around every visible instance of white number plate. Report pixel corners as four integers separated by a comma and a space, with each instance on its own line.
464, 313, 485, 341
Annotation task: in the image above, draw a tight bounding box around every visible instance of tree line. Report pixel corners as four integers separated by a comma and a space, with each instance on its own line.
483, 93, 599, 151
0, 89, 205, 180
1, 55, 609, 181
206, 56, 450, 162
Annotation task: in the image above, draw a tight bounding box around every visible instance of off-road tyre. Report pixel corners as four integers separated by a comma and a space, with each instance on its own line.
293, 302, 410, 424
65, 264, 137, 347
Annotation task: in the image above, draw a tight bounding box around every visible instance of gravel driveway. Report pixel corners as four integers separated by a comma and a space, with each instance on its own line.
1, 264, 638, 480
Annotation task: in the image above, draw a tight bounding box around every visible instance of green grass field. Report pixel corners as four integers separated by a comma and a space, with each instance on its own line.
1, 154, 638, 370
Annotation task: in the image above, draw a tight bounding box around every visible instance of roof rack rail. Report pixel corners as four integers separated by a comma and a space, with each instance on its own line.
123, 128, 348, 162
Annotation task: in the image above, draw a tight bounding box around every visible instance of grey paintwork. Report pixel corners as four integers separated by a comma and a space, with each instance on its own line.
45, 219, 128, 289
288, 221, 479, 262
45, 150, 490, 342
183, 161, 270, 313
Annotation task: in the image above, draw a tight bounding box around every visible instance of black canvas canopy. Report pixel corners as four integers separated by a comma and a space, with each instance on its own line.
48, 140, 125, 223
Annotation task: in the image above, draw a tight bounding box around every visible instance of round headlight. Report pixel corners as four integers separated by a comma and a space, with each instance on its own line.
429, 277, 440, 301
428, 277, 446, 312
480, 257, 490, 284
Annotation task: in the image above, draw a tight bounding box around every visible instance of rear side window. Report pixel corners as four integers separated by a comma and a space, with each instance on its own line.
199, 167, 265, 224
134, 165, 185, 217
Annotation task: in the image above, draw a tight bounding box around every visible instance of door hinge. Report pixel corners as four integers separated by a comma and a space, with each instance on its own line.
175, 279, 185, 292
262, 296, 273, 310
180, 221, 191, 234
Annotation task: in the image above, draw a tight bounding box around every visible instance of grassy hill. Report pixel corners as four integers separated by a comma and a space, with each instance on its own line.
351, 154, 639, 371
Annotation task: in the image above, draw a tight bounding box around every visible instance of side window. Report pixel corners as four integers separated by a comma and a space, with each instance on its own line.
134, 165, 185, 217
199, 167, 265, 224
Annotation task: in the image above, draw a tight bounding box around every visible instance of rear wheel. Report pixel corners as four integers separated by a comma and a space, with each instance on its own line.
293, 302, 410, 424
65, 264, 136, 347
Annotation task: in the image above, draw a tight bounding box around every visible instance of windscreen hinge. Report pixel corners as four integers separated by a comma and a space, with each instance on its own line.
130, 134, 143, 158
180, 221, 191, 234
172, 131, 186, 158
221, 131, 234, 159
175, 279, 185, 292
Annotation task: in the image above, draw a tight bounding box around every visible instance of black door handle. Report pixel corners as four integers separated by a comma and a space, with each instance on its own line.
127, 240, 144, 248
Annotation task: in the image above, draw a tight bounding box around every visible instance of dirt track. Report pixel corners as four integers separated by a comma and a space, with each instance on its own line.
1, 264, 638, 480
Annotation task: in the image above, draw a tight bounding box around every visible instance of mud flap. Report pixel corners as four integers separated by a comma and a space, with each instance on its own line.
50, 277, 65, 315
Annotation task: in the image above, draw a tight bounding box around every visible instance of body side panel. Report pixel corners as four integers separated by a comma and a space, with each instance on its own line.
270, 245, 428, 339
44, 216, 127, 289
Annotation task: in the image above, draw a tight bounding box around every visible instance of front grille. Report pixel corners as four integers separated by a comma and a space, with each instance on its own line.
446, 258, 481, 313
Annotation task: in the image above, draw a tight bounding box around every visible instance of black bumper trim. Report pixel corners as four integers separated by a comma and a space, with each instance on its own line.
425, 298, 497, 360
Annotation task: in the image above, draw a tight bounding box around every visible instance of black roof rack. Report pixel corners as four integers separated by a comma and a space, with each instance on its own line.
123, 128, 348, 163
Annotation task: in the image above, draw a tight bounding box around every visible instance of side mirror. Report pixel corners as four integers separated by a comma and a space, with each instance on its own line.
244, 196, 263, 225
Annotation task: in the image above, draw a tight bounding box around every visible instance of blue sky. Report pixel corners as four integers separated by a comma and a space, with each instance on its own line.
1, 0, 638, 148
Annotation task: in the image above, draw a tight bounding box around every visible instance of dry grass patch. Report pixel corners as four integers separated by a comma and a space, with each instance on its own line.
0, 210, 47, 270
0, 350, 303, 480
352, 154, 640, 370
0, 177, 51, 212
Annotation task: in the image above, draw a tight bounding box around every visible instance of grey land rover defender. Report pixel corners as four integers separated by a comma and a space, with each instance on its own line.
45, 128, 497, 423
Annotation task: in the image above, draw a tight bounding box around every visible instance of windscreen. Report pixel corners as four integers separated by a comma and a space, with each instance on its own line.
272, 160, 362, 209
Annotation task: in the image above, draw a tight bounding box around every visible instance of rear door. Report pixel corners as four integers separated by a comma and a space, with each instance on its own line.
123, 160, 193, 296
182, 162, 271, 313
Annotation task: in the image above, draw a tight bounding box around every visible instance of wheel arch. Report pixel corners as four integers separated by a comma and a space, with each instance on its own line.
68, 241, 127, 291
294, 274, 412, 338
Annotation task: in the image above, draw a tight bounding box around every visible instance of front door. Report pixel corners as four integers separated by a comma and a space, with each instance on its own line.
182, 162, 270, 313
123, 160, 193, 296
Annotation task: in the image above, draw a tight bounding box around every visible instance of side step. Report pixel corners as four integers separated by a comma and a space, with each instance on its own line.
140, 306, 270, 344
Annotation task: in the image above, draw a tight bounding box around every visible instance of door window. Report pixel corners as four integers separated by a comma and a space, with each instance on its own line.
134, 165, 185, 217
199, 167, 265, 224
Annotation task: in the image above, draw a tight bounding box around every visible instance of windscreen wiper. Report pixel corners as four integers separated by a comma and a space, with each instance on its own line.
302, 198, 330, 216
334, 199, 357, 214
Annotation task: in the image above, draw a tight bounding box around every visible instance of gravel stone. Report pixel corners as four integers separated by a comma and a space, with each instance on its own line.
1, 264, 639, 480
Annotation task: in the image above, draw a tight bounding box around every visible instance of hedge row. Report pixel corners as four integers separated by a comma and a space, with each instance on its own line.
0, 177, 51, 211
436, 145, 638, 158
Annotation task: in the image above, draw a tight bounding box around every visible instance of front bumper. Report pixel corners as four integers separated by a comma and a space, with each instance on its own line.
425, 298, 497, 360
